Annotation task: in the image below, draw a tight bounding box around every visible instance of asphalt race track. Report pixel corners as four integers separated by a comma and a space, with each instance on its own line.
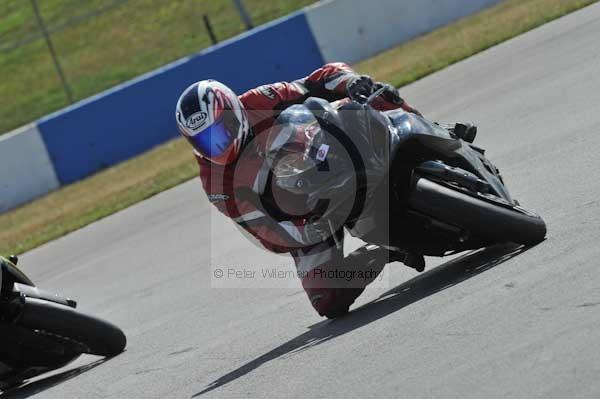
6, 4, 600, 398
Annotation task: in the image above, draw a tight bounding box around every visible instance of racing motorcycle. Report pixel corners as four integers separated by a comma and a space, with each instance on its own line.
0, 255, 126, 390
265, 87, 546, 263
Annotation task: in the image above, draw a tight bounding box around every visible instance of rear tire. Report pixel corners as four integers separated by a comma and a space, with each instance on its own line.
17, 297, 126, 357
408, 178, 546, 246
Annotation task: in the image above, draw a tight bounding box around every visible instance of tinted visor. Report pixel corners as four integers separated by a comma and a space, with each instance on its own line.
188, 119, 234, 159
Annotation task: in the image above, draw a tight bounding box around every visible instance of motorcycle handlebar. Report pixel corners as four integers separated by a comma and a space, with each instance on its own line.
350, 86, 387, 106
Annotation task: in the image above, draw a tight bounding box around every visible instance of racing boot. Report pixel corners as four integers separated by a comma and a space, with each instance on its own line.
403, 252, 426, 272
388, 249, 426, 272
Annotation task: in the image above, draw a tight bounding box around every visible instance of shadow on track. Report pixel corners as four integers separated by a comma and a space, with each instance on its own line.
0, 359, 107, 399
193, 243, 531, 397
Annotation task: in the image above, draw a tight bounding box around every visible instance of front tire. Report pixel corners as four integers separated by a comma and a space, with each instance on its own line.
17, 297, 126, 357
408, 177, 546, 246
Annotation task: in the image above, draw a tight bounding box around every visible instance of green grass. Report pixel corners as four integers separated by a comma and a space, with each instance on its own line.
0, 0, 597, 255
0, 0, 317, 134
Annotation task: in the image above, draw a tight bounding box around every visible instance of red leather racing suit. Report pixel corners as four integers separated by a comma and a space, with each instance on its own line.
197, 63, 418, 317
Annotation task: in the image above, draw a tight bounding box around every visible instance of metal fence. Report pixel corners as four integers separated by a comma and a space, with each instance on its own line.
0, 0, 315, 134
1, 0, 252, 104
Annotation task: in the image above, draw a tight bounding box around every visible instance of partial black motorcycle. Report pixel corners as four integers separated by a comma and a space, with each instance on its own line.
265, 87, 546, 266
0, 255, 126, 390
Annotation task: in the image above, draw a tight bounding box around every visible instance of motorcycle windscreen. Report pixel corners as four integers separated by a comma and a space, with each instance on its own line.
272, 152, 318, 178
266, 104, 321, 178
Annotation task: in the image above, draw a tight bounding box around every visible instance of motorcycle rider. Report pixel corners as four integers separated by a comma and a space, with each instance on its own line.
175, 62, 472, 318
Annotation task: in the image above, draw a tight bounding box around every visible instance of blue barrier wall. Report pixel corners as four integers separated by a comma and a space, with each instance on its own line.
37, 12, 324, 185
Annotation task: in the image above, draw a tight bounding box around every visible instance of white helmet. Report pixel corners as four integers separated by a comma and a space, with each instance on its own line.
175, 80, 250, 165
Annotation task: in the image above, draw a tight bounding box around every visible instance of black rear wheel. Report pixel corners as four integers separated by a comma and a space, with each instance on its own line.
17, 297, 126, 357
408, 177, 546, 246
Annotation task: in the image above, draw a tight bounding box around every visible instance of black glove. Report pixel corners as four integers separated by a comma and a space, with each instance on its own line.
346, 75, 375, 101
375, 82, 424, 115
373, 82, 405, 105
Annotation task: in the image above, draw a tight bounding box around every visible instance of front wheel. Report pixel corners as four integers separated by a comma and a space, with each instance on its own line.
17, 297, 126, 357
407, 177, 546, 246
